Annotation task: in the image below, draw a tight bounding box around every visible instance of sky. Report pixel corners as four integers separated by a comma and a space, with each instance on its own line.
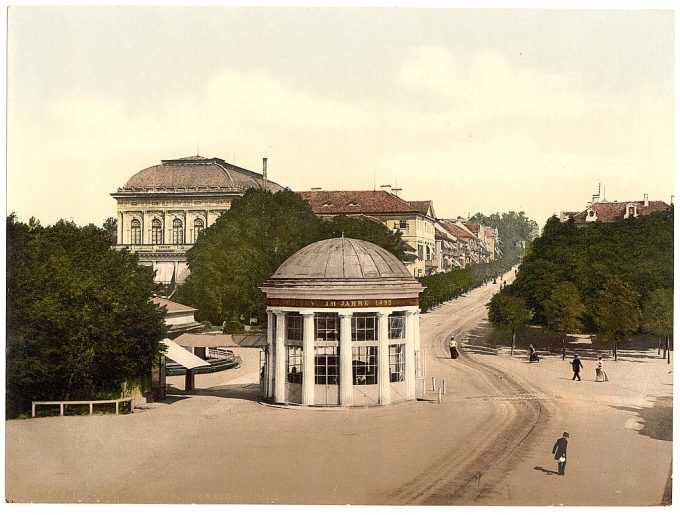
7, 6, 675, 229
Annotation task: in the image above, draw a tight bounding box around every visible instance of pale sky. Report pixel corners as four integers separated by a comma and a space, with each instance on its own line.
7, 7, 675, 229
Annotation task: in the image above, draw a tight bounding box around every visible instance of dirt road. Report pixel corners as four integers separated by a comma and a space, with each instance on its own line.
6, 273, 672, 504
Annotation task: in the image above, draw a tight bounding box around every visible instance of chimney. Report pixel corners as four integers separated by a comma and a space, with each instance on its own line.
262, 157, 268, 190
643, 193, 649, 207
380, 184, 392, 192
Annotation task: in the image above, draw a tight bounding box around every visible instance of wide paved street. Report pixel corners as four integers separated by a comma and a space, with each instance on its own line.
5, 274, 672, 505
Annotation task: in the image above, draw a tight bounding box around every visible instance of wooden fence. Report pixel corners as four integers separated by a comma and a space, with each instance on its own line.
31, 396, 135, 418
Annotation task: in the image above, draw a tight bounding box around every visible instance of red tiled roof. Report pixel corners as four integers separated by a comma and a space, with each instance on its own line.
299, 190, 425, 216
435, 229, 457, 244
464, 223, 480, 234
440, 221, 475, 239
409, 200, 433, 217
570, 200, 670, 223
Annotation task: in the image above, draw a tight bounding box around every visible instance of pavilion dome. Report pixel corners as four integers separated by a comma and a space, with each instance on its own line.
272, 238, 411, 280
119, 155, 283, 192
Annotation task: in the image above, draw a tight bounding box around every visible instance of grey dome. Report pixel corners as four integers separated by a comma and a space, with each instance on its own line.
272, 238, 411, 280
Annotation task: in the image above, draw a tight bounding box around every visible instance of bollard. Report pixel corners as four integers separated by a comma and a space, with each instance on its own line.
443, 379, 447, 396
432, 376, 436, 391
437, 387, 442, 404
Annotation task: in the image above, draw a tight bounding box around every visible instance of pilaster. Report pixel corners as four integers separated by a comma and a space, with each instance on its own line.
339, 313, 353, 406
301, 311, 315, 406
378, 312, 391, 405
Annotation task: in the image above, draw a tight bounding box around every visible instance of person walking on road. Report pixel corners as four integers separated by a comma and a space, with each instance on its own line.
571, 355, 583, 381
449, 336, 460, 359
595, 356, 609, 382
552, 432, 569, 475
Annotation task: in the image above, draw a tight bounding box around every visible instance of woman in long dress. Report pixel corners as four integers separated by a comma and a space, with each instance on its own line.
595, 356, 609, 382
449, 336, 460, 359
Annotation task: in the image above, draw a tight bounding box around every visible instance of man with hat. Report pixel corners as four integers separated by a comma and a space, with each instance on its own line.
571, 354, 583, 381
552, 432, 570, 475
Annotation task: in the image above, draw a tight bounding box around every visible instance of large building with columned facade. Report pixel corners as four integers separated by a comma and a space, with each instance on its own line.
111, 155, 283, 286
259, 237, 425, 407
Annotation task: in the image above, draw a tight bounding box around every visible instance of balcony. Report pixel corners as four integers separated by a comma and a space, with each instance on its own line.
114, 244, 193, 253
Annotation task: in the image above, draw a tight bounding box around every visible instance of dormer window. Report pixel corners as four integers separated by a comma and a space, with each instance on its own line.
585, 208, 597, 222
624, 204, 638, 219
348, 202, 358, 207
323, 202, 334, 207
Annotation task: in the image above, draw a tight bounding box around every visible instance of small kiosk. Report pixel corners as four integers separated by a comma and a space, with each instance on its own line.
259, 237, 424, 407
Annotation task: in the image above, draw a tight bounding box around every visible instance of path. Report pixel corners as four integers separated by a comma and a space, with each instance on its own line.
5, 272, 671, 505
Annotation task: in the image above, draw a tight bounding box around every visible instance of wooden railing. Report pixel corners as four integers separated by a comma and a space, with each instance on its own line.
31, 396, 135, 418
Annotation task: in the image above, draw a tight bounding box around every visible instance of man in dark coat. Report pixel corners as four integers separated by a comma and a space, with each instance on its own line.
571, 355, 583, 381
552, 432, 569, 475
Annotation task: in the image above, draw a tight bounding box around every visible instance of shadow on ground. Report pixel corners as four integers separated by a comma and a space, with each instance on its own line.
610, 395, 673, 442
534, 466, 559, 476
188, 383, 261, 401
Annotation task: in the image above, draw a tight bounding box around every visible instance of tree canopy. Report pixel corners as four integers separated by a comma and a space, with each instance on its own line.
176, 189, 407, 325
487, 292, 531, 354
7, 215, 167, 418
593, 278, 642, 359
506, 208, 673, 330
468, 211, 539, 262
543, 281, 585, 342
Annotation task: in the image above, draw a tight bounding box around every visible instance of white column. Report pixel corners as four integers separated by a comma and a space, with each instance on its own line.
274, 311, 286, 403
266, 311, 274, 398
414, 308, 423, 378
405, 310, 416, 399
378, 312, 391, 405
339, 313, 353, 406
301, 311, 315, 406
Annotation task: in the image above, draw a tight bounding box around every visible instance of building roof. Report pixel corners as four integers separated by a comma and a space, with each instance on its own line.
270, 237, 411, 280
464, 223, 480, 234
570, 200, 670, 224
440, 221, 476, 240
116, 156, 284, 193
435, 228, 457, 244
409, 200, 435, 217
174, 332, 267, 348
298, 190, 430, 217
152, 297, 197, 314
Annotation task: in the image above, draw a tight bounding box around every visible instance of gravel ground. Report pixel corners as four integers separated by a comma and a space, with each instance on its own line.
5, 273, 672, 505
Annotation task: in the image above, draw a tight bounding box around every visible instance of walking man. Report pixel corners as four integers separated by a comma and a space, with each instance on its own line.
552, 432, 569, 475
571, 354, 583, 381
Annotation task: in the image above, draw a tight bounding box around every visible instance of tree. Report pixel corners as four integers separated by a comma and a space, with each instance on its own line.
469, 210, 539, 262
320, 215, 405, 260
543, 281, 585, 358
593, 278, 641, 361
487, 292, 532, 356
176, 189, 408, 326
642, 289, 673, 363
7, 215, 167, 418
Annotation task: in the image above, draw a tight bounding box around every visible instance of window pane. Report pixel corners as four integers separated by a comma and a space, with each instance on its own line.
389, 344, 405, 382
352, 314, 377, 341
388, 312, 406, 339
352, 346, 378, 385
286, 313, 302, 341
286, 346, 303, 384
314, 313, 339, 341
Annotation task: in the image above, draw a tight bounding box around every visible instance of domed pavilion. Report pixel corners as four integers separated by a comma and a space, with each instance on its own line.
259, 237, 425, 407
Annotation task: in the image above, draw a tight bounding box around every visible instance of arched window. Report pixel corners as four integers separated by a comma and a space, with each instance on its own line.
193, 218, 205, 242
130, 219, 142, 245
172, 219, 184, 244
151, 219, 163, 244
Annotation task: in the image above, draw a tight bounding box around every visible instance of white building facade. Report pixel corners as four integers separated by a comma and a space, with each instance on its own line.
260, 238, 425, 407
111, 155, 283, 285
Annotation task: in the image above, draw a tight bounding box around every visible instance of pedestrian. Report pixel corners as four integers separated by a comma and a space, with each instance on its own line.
449, 336, 460, 359
552, 432, 569, 475
570, 354, 583, 381
529, 344, 539, 363
595, 355, 609, 382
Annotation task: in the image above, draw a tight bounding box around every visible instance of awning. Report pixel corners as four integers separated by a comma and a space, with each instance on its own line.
162, 339, 210, 369
155, 262, 175, 283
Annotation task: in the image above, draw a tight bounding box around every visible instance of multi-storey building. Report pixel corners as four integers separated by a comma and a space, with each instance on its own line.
298, 190, 436, 277
111, 155, 283, 287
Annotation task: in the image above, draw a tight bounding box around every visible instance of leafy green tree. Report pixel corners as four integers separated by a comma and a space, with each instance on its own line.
543, 281, 585, 357
176, 189, 409, 325
469, 210, 539, 262
321, 215, 405, 260
487, 292, 532, 355
593, 278, 642, 360
7, 215, 167, 418
642, 289, 673, 361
